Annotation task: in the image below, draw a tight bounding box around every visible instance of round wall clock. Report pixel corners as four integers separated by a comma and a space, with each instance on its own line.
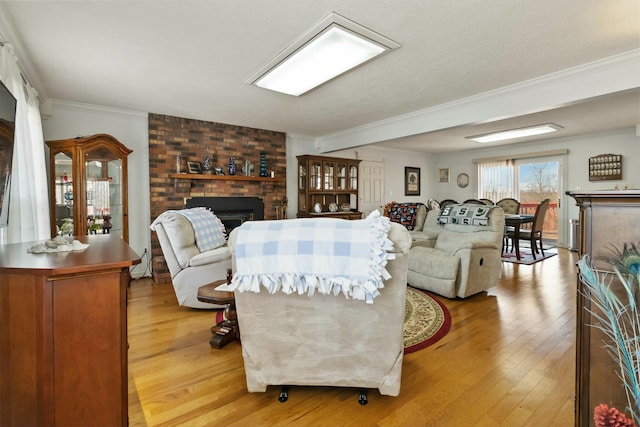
457, 173, 469, 188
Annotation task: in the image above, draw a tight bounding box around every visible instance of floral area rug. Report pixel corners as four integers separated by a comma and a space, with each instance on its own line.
404, 286, 452, 354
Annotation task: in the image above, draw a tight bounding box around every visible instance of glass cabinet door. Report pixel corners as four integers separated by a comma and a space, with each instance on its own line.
323, 161, 335, 190
53, 151, 74, 235
349, 163, 358, 191
337, 163, 347, 190
298, 162, 306, 190
85, 148, 123, 238
310, 160, 322, 190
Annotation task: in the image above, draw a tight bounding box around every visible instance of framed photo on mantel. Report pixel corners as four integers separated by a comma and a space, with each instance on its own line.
187, 161, 202, 174
405, 166, 420, 196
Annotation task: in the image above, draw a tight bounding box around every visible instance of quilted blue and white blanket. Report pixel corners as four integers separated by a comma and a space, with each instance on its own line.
229, 211, 394, 303
173, 207, 226, 252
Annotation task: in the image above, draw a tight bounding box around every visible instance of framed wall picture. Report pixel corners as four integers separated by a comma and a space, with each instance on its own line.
438, 168, 450, 183
404, 166, 420, 196
187, 161, 202, 174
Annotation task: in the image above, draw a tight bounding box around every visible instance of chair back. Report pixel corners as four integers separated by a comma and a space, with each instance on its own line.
479, 198, 494, 205
439, 199, 458, 208
496, 198, 520, 215
463, 199, 484, 205
532, 199, 550, 233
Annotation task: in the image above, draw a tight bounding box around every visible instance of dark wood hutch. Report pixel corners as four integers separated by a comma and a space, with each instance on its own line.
297, 154, 362, 220
567, 190, 640, 427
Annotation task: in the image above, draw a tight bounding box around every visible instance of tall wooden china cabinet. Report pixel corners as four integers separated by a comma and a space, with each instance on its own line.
297, 155, 362, 220
567, 190, 640, 427
46, 134, 132, 241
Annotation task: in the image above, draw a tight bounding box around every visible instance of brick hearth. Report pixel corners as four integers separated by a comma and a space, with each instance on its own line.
148, 113, 286, 284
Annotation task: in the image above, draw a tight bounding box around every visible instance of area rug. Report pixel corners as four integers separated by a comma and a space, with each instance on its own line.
501, 248, 558, 265
403, 286, 452, 354
214, 286, 452, 355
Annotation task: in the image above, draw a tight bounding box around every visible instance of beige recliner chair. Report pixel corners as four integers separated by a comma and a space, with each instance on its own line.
407, 205, 505, 298
151, 210, 232, 309
227, 220, 411, 403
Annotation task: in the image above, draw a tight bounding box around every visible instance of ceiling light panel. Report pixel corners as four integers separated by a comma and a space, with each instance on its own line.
247, 12, 399, 96
466, 123, 564, 143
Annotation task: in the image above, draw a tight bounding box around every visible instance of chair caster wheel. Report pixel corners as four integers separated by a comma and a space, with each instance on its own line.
278, 387, 289, 403
358, 389, 368, 406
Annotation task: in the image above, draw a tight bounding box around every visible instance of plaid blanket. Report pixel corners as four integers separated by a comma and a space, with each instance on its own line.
230, 211, 394, 303
438, 204, 491, 226
173, 207, 226, 252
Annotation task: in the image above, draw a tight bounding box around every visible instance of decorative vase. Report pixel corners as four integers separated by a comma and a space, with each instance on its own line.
229, 157, 236, 175
243, 160, 253, 176
259, 152, 268, 177
203, 154, 211, 174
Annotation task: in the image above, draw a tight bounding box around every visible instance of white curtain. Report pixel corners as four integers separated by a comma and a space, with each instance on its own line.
0, 43, 50, 244
477, 159, 516, 202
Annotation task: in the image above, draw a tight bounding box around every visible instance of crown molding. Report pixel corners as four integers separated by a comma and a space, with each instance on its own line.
316, 49, 640, 153
0, 2, 48, 101
46, 98, 148, 118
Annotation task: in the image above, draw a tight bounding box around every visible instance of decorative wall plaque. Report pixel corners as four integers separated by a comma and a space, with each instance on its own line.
588, 154, 622, 181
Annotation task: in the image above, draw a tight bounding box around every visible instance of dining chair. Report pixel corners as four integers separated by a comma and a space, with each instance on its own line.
506, 198, 550, 259
463, 198, 485, 204
439, 199, 458, 208
496, 198, 520, 214
496, 198, 521, 252
479, 198, 494, 205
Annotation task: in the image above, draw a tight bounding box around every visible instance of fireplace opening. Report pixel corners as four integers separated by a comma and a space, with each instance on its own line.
185, 196, 264, 234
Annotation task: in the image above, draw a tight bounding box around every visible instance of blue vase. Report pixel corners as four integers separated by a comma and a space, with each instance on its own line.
229, 157, 236, 175
259, 152, 268, 177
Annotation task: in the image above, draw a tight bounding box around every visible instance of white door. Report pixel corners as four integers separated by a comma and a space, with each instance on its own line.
359, 160, 385, 216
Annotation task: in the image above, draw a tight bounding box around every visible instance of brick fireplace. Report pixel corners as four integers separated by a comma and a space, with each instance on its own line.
148, 113, 286, 284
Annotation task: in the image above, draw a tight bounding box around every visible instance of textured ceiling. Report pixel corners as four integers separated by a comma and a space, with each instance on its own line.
0, 0, 638, 153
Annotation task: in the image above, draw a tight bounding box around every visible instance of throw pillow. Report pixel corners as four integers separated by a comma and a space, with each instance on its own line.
386, 202, 424, 231
175, 207, 227, 252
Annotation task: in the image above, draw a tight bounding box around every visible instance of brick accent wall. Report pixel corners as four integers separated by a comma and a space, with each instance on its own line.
148, 113, 287, 284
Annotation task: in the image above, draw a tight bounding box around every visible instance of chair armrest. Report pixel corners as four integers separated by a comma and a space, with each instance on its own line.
435, 230, 502, 253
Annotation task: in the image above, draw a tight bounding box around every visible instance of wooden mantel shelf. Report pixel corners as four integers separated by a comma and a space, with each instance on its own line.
169, 173, 285, 183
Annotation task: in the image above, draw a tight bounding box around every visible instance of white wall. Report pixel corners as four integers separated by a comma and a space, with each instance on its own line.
42, 100, 150, 277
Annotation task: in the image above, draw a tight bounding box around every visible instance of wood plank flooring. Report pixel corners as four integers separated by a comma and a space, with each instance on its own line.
128, 249, 577, 426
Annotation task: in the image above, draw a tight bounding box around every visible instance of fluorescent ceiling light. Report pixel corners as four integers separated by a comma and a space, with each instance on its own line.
247, 12, 399, 96
466, 123, 564, 143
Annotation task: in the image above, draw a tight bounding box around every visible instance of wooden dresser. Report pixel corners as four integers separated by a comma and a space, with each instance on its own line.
567, 190, 640, 427
0, 235, 140, 426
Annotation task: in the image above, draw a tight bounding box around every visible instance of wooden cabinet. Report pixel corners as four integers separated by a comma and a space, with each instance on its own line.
46, 134, 132, 242
567, 190, 640, 427
0, 234, 140, 426
297, 155, 362, 219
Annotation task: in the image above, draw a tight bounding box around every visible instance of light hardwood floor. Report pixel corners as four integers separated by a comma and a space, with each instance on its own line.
128, 248, 577, 426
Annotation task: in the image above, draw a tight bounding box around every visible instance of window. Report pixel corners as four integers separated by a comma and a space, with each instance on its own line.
477, 160, 515, 201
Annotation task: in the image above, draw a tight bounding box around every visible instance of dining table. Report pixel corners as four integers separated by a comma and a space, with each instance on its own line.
504, 214, 535, 260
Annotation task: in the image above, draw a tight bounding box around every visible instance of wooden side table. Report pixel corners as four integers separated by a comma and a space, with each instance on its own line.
197, 279, 239, 349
